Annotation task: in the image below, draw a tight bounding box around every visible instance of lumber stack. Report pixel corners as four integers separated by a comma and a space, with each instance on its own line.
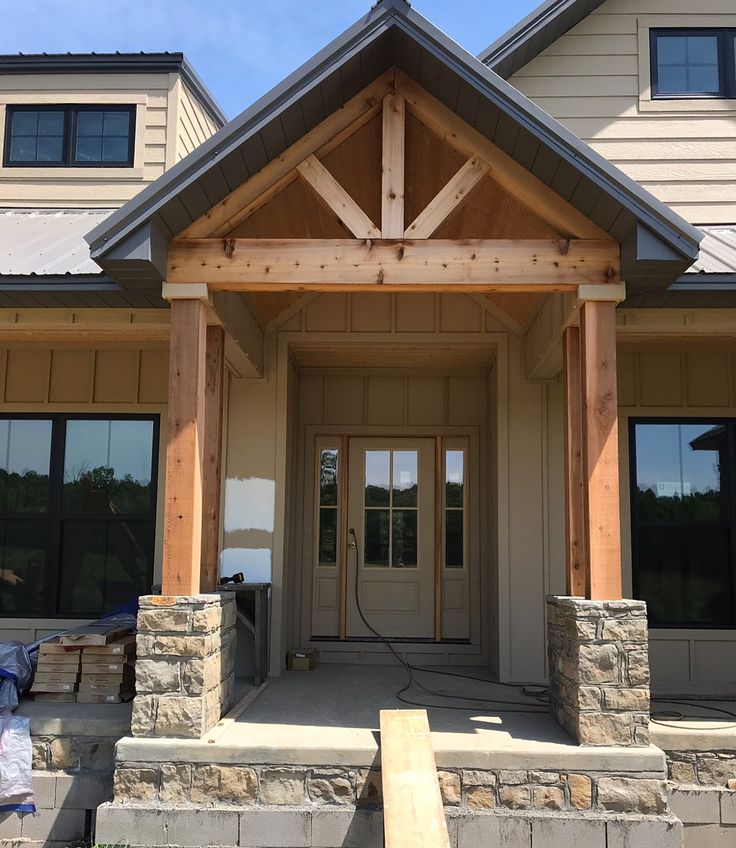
31, 642, 82, 702
78, 635, 136, 703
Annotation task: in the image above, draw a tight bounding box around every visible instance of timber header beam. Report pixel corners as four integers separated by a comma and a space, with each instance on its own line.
167, 238, 620, 292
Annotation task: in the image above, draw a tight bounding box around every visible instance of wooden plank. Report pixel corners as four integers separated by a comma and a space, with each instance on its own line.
380, 710, 450, 848
338, 433, 349, 640
563, 325, 587, 597
167, 238, 620, 291
434, 436, 442, 641
180, 72, 394, 239
394, 70, 610, 241
580, 300, 622, 601
381, 92, 406, 238
0, 325, 169, 343
201, 325, 225, 593
162, 298, 207, 595
405, 156, 489, 238
296, 154, 380, 238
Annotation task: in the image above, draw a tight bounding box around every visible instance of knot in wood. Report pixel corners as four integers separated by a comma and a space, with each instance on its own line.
223, 238, 235, 259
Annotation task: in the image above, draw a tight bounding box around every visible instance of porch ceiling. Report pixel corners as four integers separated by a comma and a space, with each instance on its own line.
290, 340, 496, 369
86, 0, 700, 295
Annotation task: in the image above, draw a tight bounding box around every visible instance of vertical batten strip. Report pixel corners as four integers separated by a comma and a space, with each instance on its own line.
381, 91, 406, 238
563, 325, 587, 597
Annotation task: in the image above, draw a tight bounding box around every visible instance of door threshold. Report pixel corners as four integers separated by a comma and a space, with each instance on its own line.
310, 636, 471, 645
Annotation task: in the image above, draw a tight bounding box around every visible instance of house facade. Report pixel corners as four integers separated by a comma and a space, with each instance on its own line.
2, 1, 736, 845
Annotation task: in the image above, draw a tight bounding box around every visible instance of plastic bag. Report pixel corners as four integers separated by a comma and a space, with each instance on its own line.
0, 642, 33, 711
0, 710, 34, 813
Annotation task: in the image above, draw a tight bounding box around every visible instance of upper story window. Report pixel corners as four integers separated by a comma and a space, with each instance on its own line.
651, 29, 736, 99
4, 105, 135, 167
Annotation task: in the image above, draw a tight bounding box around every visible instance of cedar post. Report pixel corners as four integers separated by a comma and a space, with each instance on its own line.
162, 298, 207, 595
201, 325, 225, 592
563, 325, 587, 596
579, 299, 623, 600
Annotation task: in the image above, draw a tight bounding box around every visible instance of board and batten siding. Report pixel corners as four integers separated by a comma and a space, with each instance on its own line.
509, 0, 736, 225
176, 81, 221, 161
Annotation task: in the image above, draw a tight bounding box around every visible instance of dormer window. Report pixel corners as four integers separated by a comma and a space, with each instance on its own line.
3, 105, 135, 167
651, 29, 736, 99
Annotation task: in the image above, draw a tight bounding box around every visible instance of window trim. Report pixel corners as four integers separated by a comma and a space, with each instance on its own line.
0, 412, 159, 618
629, 416, 736, 629
3, 104, 136, 168
650, 28, 736, 100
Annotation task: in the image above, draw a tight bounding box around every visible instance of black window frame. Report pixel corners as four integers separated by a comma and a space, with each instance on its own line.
3, 104, 136, 168
629, 416, 736, 629
650, 28, 736, 100
0, 412, 159, 618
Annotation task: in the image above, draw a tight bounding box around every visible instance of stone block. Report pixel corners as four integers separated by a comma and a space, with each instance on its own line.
308, 770, 354, 805
698, 756, 736, 786
192, 605, 222, 632
21, 808, 86, 843
627, 651, 650, 685
499, 785, 530, 809
670, 787, 722, 824
137, 633, 215, 658
603, 687, 650, 711
597, 778, 667, 814
722, 790, 736, 824
167, 808, 239, 847
530, 771, 560, 785
31, 773, 56, 809
567, 773, 592, 810
578, 644, 619, 684
113, 767, 158, 803
183, 653, 222, 696
259, 767, 306, 805
159, 763, 192, 805
356, 768, 382, 805
48, 737, 78, 770
154, 695, 209, 738
575, 686, 602, 710
606, 817, 683, 848
31, 740, 48, 770
466, 785, 496, 809
532, 785, 564, 810
457, 812, 531, 848
95, 804, 167, 847
55, 773, 112, 808
238, 808, 310, 848
438, 770, 461, 806
679, 823, 735, 848
577, 712, 633, 746
498, 770, 527, 785
131, 694, 156, 737
601, 619, 648, 641
311, 809, 384, 848
532, 816, 606, 847
135, 658, 182, 694
670, 760, 698, 784
462, 770, 497, 786
191, 764, 258, 805
137, 607, 191, 632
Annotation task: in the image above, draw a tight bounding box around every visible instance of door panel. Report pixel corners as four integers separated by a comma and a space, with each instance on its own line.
346, 438, 435, 638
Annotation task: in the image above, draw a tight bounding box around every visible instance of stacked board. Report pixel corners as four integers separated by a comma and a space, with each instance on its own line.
32, 622, 136, 704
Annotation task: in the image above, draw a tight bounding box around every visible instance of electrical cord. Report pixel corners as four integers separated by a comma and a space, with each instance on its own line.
348, 527, 548, 713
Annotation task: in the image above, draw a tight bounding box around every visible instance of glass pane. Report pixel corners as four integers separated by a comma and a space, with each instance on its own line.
392, 450, 418, 507
75, 136, 102, 163
658, 65, 688, 94
656, 34, 720, 95
0, 519, 47, 614
102, 136, 129, 162
634, 422, 727, 522
365, 451, 390, 507
318, 508, 337, 566
637, 524, 732, 626
687, 36, 719, 65
658, 35, 687, 65
11, 111, 38, 135
688, 64, 720, 93
446, 450, 464, 507
10, 137, 37, 162
446, 510, 463, 568
392, 510, 417, 567
76, 111, 104, 136
319, 449, 338, 506
37, 111, 64, 136
364, 509, 389, 566
104, 111, 130, 135
63, 419, 154, 514
0, 419, 52, 513
58, 519, 151, 616
36, 136, 64, 162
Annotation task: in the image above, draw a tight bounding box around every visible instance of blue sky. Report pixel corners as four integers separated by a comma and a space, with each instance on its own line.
0, 1, 540, 118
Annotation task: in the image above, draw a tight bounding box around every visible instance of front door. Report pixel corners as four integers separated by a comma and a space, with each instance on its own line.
346, 438, 435, 639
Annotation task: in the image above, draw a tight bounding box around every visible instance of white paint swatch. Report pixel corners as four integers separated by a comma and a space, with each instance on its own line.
223, 477, 275, 533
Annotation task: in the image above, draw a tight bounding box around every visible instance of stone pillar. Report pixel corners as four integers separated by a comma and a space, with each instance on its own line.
132, 593, 236, 739
547, 596, 650, 747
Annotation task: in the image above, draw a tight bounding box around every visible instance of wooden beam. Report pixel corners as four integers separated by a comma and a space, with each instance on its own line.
380, 710, 450, 848
580, 299, 622, 600
209, 291, 265, 378
394, 70, 609, 241
405, 156, 489, 239
296, 154, 380, 238
162, 299, 207, 596
381, 92, 405, 238
0, 325, 169, 343
167, 238, 620, 291
200, 325, 225, 593
180, 71, 394, 239
563, 325, 587, 597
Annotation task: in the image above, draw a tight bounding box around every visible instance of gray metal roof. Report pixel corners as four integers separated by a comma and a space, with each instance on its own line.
478, 0, 607, 79
0, 52, 227, 126
687, 226, 736, 275
86, 0, 701, 293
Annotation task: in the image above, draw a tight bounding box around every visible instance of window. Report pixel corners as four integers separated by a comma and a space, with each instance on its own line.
363, 450, 418, 568
444, 449, 465, 569
317, 448, 339, 567
630, 419, 736, 628
4, 105, 135, 167
651, 29, 736, 99
0, 415, 158, 617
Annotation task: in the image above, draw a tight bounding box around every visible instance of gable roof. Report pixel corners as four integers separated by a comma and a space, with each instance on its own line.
86, 0, 701, 293
478, 0, 608, 79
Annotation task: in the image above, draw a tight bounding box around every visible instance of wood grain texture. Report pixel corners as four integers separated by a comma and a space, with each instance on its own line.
381, 92, 406, 238
580, 300, 622, 600
200, 324, 225, 593
380, 710, 450, 848
563, 325, 587, 597
162, 298, 207, 595
167, 238, 620, 290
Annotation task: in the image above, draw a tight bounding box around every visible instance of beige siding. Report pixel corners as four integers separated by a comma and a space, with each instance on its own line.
509, 0, 736, 225
176, 81, 220, 161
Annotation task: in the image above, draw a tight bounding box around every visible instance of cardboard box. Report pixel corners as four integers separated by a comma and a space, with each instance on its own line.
77, 690, 134, 704
81, 661, 129, 674
82, 635, 136, 656
31, 681, 77, 693
39, 641, 82, 656
34, 692, 77, 703
286, 650, 319, 671
34, 671, 80, 684
59, 623, 131, 646
37, 654, 81, 669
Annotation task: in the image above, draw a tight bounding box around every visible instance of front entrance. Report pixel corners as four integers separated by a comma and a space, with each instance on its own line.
346, 438, 436, 639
